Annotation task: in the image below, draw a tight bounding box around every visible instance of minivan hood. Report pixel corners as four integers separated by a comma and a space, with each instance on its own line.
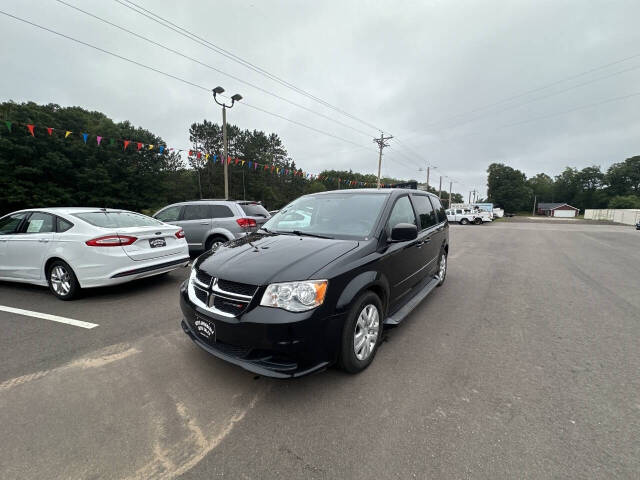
195, 232, 359, 285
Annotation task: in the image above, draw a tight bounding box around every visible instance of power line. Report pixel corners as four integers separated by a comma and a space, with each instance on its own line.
54, 0, 376, 139
113, 0, 385, 133
0, 9, 377, 153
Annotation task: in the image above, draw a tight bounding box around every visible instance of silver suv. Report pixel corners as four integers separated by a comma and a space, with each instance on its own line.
153, 200, 270, 252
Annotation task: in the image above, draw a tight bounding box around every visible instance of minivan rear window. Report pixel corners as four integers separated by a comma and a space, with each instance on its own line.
73, 211, 162, 228
239, 203, 269, 218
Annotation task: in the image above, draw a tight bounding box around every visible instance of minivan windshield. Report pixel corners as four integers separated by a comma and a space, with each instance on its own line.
73, 211, 162, 228
261, 193, 388, 240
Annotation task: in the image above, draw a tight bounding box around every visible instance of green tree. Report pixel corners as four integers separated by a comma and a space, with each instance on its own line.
608, 195, 640, 209
486, 163, 532, 212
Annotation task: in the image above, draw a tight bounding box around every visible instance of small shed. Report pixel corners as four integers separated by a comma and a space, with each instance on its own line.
537, 202, 579, 217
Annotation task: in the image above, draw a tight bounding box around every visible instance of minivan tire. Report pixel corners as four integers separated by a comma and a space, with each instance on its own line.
47, 260, 81, 300
338, 291, 383, 374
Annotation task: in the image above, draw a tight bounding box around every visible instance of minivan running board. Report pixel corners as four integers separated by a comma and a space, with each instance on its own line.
384, 277, 440, 325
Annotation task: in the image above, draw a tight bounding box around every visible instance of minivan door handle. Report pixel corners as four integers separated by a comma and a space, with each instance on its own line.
199, 222, 208, 225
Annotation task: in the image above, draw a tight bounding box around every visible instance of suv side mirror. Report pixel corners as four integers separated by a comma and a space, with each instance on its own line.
390, 223, 418, 242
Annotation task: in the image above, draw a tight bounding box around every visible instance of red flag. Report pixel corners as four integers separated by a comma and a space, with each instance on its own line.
234, 158, 239, 165
264, 164, 268, 170
27, 124, 35, 136
124, 140, 130, 150
197, 152, 202, 159
227, 157, 231, 165
188, 150, 193, 156
137, 142, 143, 151
46, 127, 53, 136
271, 166, 275, 172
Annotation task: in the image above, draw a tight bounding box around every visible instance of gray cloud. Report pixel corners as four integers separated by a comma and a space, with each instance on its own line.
2, 0, 639, 198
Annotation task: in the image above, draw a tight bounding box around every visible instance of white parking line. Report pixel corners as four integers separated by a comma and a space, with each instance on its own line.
0, 305, 98, 329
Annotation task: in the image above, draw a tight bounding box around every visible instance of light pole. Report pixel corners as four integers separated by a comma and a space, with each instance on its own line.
212, 86, 242, 199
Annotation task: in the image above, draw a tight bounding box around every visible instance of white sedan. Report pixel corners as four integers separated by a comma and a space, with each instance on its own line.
0, 207, 190, 300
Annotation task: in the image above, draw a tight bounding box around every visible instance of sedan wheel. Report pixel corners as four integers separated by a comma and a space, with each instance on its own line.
353, 304, 380, 361
47, 260, 80, 300
50, 265, 71, 296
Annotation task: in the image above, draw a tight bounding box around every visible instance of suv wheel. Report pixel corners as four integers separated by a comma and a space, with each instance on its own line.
474, 217, 482, 225
338, 291, 383, 374
205, 235, 228, 251
47, 260, 80, 300
459, 218, 469, 225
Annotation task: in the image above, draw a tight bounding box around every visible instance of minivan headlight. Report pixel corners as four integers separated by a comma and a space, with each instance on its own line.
260, 280, 328, 312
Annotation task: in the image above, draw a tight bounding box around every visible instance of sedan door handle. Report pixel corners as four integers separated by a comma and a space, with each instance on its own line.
199, 222, 208, 225
38, 239, 50, 243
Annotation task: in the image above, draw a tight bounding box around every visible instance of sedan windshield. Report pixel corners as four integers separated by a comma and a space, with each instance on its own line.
73, 211, 162, 228
262, 193, 388, 240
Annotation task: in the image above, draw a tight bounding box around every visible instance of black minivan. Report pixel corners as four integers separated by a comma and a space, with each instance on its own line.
180, 189, 449, 377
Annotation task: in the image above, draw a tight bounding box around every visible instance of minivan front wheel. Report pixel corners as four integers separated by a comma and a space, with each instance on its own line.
205, 235, 227, 251
338, 291, 383, 374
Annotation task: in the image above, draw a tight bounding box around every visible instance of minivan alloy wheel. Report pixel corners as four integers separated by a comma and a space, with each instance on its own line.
353, 304, 380, 361
437, 254, 447, 283
50, 265, 71, 296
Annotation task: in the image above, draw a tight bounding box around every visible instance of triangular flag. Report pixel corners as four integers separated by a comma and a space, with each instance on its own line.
124, 140, 130, 150
213, 154, 218, 162
159, 146, 165, 154
27, 124, 35, 136
137, 142, 143, 150
241, 160, 245, 166
110, 138, 115, 146
65, 131, 72, 138
254, 162, 258, 170
46, 127, 53, 136
148, 144, 154, 150
248, 161, 252, 169
197, 152, 202, 159
96, 136, 102, 145
82, 133, 88, 143
188, 150, 193, 156
227, 157, 231, 165
4, 121, 11, 132
234, 158, 238, 165
264, 164, 268, 170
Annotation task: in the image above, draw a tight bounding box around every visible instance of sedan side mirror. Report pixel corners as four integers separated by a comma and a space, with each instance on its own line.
390, 223, 418, 242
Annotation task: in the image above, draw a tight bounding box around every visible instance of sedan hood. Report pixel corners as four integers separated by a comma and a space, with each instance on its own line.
196, 232, 359, 285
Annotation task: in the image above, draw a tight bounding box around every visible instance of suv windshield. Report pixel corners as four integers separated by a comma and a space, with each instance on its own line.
73, 211, 162, 228
262, 193, 388, 239
239, 203, 269, 218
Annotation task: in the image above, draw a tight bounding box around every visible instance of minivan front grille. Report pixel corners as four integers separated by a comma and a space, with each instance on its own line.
217, 279, 257, 297
190, 269, 258, 317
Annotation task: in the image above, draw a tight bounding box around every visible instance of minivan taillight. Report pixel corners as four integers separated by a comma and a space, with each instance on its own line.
236, 218, 257, 228
175, 229, 185, 239
85, 235, 137, 247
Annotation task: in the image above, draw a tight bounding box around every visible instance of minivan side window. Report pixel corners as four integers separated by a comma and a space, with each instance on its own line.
155, 206, 182, 222
430, 197, 447, 223
386, 196, 416, 233
211, 205, 235, 218
181, 205, 210, 221
412, 195, 437, 230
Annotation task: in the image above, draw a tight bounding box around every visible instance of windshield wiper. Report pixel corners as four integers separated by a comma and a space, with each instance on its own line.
280, 230, 334, 239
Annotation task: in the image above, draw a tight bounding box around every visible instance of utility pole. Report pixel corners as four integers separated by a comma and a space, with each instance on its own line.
212, 86, 242, 199
532, 194, 536, 216
373, 132, 393, 188
468, 191, 472, 204
449, 181, 453, 207
426, 166, 430, 191
438, 176, 442, 199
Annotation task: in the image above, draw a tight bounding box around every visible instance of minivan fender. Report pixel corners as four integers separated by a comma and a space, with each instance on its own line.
336, 271, 390, 314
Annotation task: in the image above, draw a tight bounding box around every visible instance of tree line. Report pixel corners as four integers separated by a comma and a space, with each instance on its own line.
2, 101, 464, 217
486, 159, 640, 213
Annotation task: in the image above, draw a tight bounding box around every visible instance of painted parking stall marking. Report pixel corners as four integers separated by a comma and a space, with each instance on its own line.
0, 305, 98, 329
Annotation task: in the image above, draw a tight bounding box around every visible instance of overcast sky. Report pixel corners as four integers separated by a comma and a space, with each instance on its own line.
2, 0, 639, 197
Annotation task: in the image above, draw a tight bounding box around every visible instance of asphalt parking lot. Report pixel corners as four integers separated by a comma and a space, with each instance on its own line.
1, 221, 639, 479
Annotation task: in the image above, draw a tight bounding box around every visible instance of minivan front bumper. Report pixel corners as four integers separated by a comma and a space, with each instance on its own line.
179, 285, 345, 378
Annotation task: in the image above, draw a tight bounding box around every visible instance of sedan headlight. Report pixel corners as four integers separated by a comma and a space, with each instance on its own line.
260, 280, 328, 312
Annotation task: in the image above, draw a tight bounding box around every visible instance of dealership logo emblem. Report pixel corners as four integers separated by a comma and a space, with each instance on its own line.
194, 318, 215, 340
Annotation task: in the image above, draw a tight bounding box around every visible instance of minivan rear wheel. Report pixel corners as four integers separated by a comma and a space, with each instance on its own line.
338, 291, 383, 374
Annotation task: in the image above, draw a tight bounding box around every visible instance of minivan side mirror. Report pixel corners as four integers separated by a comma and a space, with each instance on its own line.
390, 223, 418, 242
